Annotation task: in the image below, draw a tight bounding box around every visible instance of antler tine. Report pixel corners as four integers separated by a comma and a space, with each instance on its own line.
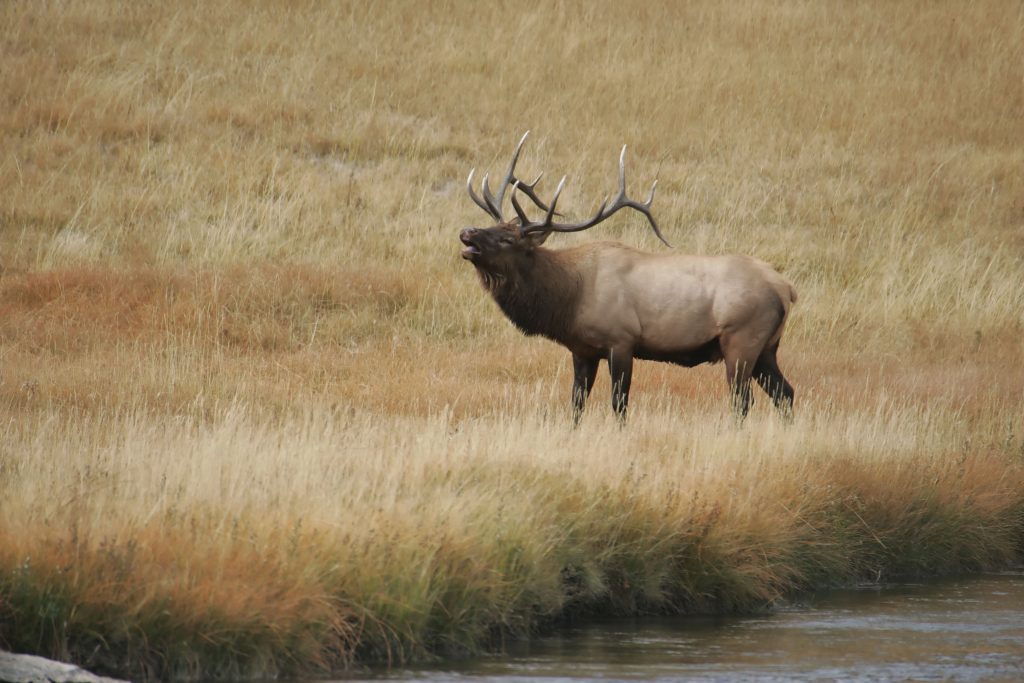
544, 176, 567, 224
467, 131, 561, 222
521, 145, 672, 248
494, 130, 530, 213
612, 145, 670, 246
616, 144, 628, 202
467, 168, 501, 221
512, 176, 564, 232
646, 179, 658, 207
513, 171, 555, 213
480, 172, 505, 221
510, 181, 529, 227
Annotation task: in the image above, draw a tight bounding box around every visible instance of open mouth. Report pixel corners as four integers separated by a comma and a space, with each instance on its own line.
460, 235, 481, 260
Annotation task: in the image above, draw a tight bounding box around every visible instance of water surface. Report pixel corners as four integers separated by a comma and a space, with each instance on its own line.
358, 573, 1024, 682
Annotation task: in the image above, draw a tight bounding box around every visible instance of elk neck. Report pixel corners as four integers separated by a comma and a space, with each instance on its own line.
478, 247, 581, 343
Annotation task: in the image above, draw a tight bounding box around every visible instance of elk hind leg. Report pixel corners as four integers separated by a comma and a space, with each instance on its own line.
753, 344, 794, 419
721, 334, 759, 420
725, 358, 754, 419
608, 347, 634, 423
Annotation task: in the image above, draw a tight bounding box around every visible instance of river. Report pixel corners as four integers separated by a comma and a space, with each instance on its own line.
353, 572, 1024, 682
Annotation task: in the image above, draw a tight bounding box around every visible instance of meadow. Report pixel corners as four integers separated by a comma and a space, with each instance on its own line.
1, 1, 1023, 679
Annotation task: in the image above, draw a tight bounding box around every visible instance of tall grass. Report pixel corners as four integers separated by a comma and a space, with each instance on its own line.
3, 400, 1022, 676
1, 0, 1023, 679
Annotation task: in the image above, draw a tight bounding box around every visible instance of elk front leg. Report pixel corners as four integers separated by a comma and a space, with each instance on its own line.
571, 354, 599, 425
608, 347, 634, 422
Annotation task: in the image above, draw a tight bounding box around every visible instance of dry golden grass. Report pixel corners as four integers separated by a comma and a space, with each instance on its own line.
1, 0, 1023, 679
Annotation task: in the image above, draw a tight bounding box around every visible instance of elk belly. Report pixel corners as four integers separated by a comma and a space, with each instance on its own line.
634, 339, 724, 367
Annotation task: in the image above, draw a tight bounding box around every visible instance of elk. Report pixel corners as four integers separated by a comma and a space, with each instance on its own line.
459, 132, 796, 423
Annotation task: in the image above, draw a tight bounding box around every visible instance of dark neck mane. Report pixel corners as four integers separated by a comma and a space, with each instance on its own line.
477, 249, 580, 343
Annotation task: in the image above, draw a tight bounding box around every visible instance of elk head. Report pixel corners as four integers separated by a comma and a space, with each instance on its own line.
459, 131, 671, 280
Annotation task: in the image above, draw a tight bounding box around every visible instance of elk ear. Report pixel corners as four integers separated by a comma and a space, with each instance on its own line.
522, 230, 551, 248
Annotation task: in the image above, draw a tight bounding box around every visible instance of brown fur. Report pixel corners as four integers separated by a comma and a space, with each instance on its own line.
482, 248, 582, 345
461, 225, 796, 422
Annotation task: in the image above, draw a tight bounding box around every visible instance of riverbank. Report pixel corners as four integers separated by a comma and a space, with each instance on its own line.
371, 574, 1024, 682
2, 401, 1023, 680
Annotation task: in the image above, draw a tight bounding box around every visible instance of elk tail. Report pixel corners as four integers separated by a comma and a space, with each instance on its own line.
768, 282, 798, 348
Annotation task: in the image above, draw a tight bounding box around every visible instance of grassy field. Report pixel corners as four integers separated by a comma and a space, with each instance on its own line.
1, 0, 1023, 679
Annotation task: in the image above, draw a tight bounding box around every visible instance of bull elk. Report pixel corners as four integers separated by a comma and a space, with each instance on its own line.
459, 132, 796, 422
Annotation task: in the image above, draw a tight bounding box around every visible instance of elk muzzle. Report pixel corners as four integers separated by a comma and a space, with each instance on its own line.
460, 228, 482, 260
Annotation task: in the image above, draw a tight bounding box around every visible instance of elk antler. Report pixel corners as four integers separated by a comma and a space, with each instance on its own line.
512, 145, 671, 248
466, 131, 553, 222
